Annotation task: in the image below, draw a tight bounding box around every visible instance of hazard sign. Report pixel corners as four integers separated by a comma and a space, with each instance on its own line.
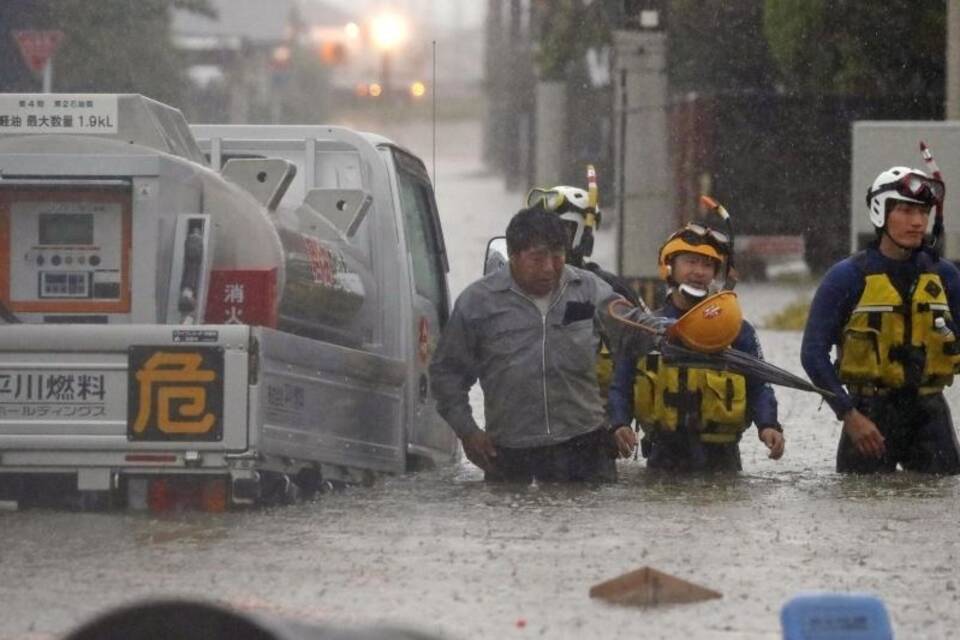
12, 30, 64, 74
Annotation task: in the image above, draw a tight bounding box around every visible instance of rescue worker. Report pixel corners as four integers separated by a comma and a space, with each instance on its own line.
607, 224, 785, 472
526, 184, 645, 400
429, 207, 667, 483
526, 185, 641, 305
801, 166, 960, 474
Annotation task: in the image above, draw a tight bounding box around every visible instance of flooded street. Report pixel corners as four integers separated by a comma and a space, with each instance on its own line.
2, 120, 960, 640
3, 409, 960, 640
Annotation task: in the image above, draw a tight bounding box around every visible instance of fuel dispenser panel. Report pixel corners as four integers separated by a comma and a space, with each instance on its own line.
1, 187, 131, 314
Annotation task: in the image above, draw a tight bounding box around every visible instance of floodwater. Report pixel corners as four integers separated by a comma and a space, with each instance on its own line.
3, 382, 960, 640
2, 121, 960, 640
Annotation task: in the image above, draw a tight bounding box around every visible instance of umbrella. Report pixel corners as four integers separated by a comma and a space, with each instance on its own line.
659, 341, 835, 398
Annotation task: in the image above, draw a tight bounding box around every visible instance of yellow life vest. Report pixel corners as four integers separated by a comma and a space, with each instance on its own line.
837, 262, 960, 390
632, 353, 748, 444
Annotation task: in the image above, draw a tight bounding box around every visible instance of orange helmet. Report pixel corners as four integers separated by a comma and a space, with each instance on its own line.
668, 291, 743, 352
657, 224, 730, 281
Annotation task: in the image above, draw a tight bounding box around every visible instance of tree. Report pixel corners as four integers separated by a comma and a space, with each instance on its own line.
533, 0, 611, 80
764, 0, 946, 96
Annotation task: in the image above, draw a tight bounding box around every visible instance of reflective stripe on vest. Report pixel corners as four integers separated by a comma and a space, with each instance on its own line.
633, 353, 748, 444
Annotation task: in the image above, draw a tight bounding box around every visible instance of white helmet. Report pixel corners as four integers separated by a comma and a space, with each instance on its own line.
866, 166, 943, 228
525, 185, 597, 257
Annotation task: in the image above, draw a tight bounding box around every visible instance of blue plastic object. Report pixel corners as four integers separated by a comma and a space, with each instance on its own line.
781, 592, 893, 640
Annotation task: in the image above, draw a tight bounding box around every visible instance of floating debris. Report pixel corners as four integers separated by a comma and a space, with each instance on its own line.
589, 566, 722, 607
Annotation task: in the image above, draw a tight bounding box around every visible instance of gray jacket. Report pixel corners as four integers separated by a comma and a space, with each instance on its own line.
430, 265, 663, 449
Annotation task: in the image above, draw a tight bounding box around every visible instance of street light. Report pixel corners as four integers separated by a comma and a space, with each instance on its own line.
370, 12, 408, 52
369, 11, 409, 96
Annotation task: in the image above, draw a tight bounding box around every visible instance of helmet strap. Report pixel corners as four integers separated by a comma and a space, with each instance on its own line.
926, 202, 944, 260
675, 283, 709, 308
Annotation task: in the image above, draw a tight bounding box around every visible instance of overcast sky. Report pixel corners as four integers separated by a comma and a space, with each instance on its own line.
308, 0, 484, 30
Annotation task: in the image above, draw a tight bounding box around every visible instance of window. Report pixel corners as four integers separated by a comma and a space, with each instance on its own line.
396, 160, 447, 321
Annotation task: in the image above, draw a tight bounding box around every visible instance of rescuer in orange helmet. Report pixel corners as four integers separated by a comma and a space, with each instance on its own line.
606, 222, 785, 472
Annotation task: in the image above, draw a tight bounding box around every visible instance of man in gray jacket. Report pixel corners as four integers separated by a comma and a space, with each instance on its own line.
430, 207, 664, 482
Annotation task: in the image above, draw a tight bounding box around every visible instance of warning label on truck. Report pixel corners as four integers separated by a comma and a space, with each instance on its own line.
172, 329, 219, 344
127, 346, 224, 441
0, 94, 118, 134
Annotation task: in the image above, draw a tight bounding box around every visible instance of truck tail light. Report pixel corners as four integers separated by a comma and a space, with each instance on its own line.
146, 477, 228, 512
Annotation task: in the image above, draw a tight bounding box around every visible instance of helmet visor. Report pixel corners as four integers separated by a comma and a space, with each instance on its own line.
871, 173, 945, 207
685, 223, 730, 246
673, 223, 731, 255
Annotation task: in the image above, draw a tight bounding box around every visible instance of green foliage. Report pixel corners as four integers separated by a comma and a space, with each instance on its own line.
764, 0, 946, 95
534, 0, 778, 91
534, 0, 611, 80
38, 0, 213, 105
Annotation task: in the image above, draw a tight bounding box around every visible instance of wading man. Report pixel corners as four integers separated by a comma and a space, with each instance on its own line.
429, 207, 664, 482
526, 182, 644, 401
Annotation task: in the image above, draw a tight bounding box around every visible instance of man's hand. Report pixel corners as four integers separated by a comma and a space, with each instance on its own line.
461, 430, 498, 471
842, 409, 885, 459
759, 427, 785, 460
611, 425, 637, 458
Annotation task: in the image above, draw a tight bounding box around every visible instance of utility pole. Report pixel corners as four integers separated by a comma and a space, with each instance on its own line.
502, 0, 525, 190
612, 12, 672, 281
41, 59, 53, 93
483, 0, 504, 167
948, 0, 960, 119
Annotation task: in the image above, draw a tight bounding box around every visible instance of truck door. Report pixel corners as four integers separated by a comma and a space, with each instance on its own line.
392, 150, 454, 458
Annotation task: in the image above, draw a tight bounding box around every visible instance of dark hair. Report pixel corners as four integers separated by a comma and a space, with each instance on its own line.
505, 207, 568, 255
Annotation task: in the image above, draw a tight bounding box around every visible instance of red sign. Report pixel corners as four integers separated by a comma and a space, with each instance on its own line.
205, 269, 278, 328
13, 30, 64, 74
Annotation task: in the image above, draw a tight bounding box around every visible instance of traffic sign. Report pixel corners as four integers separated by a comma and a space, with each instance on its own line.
12, 30, 65, 75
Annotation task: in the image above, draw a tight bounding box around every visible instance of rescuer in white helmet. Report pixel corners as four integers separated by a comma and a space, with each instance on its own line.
802, 165, 960, 474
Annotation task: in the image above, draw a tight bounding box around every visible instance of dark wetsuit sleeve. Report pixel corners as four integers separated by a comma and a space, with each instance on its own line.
607, 353, 636, 428
801, 260, 862, 419
734, 321, 779, 430
585, 262, 644, 308
937, 260, 960, 327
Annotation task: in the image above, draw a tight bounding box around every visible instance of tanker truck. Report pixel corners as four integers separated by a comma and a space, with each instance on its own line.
0, 94, 458, 509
